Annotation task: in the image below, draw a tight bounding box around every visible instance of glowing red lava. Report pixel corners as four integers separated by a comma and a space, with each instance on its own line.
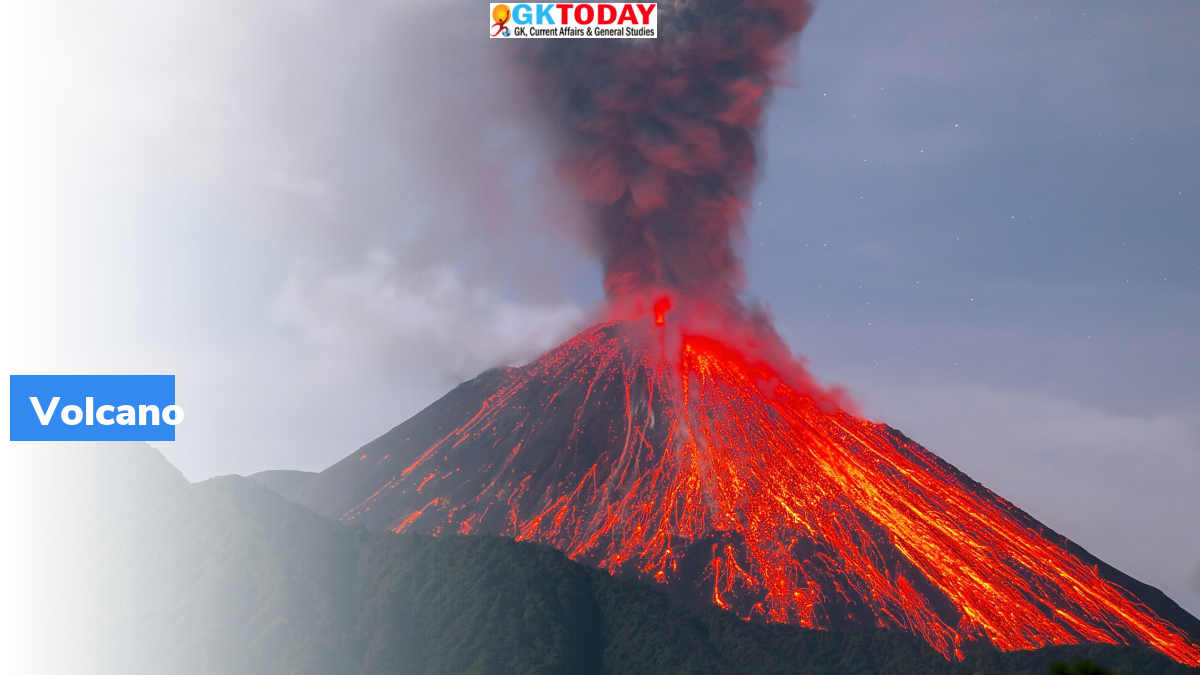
654, 297, 672, 326
338, 315, 1200, 665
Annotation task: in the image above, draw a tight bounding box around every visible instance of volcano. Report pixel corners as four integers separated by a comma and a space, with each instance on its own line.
276, 0, 1199, 666
292, 313, 1200, 665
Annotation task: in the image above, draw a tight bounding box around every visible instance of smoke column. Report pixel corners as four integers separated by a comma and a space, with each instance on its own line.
528, 0, 814, 303
523, 0, 850, 410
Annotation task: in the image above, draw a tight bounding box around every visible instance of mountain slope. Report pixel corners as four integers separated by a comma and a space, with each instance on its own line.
80, 454, 1197, 675
134, 476, 953, 675
290, 320, 1200, 664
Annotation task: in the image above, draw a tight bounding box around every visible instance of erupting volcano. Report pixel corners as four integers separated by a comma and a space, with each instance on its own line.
293, 0, 1200, 666
294, 308, 1200, 665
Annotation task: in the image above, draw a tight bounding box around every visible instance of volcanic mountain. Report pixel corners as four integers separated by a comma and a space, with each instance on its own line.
292, 315, 1200, 665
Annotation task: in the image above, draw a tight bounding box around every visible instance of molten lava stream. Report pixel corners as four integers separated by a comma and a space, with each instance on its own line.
675, 334, 1199, 664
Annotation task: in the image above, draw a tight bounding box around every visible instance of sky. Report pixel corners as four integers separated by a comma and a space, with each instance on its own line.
2, 1, 1197, 615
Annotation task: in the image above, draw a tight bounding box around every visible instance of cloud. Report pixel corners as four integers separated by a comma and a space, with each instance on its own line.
168, 0, 597, 387
272, 249, 585, 388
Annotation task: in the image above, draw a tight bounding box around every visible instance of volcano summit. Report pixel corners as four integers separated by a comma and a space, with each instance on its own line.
292, 311, 1200, 665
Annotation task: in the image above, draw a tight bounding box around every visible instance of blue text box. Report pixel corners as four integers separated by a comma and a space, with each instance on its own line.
10, 375, 178, 441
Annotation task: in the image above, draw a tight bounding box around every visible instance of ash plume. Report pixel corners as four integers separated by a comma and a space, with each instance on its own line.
522, 0, 847, 409
528, 0, 814, 302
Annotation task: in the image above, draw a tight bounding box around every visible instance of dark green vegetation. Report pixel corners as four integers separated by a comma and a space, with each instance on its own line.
76, 443, 1198, 675
1048, 660, 1112, 675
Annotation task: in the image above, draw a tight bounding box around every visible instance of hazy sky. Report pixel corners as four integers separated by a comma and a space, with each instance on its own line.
2, 1, 1197, 615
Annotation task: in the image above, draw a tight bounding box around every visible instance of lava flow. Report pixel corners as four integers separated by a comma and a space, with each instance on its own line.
306, 310, 1200, 665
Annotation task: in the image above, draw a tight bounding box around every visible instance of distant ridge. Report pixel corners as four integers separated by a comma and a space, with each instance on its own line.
248, 469, 316, 499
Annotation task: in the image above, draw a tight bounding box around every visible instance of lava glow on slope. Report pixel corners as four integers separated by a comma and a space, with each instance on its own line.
342, 315, 1200, 665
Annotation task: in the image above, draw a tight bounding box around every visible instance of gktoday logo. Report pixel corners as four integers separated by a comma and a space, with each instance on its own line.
490, 3, 657, 39
10, 375, 183, 441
